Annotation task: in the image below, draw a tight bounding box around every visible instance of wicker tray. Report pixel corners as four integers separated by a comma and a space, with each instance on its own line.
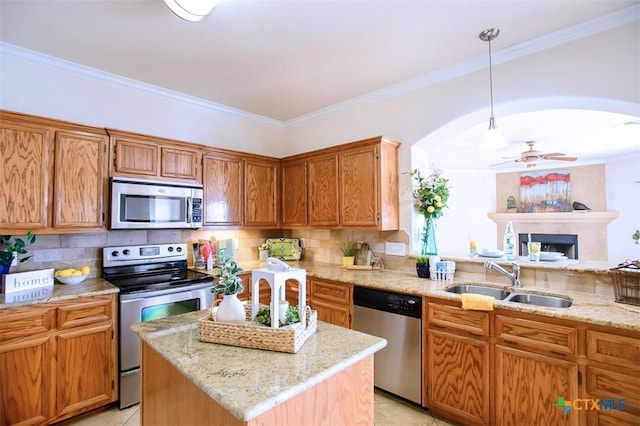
198, 304, 317, 353
610, 261, 640, 307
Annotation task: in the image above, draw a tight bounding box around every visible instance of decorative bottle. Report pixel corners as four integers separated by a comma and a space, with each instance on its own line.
503, 221, 516, 261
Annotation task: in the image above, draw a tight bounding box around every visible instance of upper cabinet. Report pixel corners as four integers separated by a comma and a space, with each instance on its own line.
202, 149, 279, 228
281, 136, 400, 230
0, 111, 108, 234
108, 130, 200, 183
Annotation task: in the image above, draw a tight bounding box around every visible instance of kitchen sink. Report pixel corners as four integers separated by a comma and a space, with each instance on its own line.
445, 284, 511, 300
504, 293, 573, 308
445, 284, 573, 308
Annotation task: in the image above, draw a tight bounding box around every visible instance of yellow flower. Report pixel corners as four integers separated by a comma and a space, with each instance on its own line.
427, 205, 435, 213
434, 195, 441, 202
435, 201, 443, 208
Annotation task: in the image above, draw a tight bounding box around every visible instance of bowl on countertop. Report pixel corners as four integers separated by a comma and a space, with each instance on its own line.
56, 274, 89, 285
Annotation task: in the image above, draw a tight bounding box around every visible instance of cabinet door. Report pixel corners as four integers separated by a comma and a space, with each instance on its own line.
428, 329, 490, 425
113, 138, 158, 177
311, 298, 351, 328
280, 160, 307, 227
202, 154, 243, 226
161, 146, 199, 180
340, 145, 378, 227
54, 322, 115, 421
244, 159, 278, 227
0, 335, 54, 425
311, 280, 351, 328
0, 120, 52, 230
495, 345, 578, 426
308, 154, 339, 227
54, 130, 107, 229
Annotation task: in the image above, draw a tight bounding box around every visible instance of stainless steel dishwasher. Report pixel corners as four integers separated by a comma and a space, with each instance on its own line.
353, 286, 422, 404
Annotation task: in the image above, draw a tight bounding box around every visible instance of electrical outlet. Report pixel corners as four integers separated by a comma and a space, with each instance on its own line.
385, 242, 406, 256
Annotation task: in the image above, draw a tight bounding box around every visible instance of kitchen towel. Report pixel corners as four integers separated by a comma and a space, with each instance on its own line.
461, 293, 495, 311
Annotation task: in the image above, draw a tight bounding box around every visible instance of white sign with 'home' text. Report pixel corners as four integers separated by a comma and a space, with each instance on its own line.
2, 268, 54, 294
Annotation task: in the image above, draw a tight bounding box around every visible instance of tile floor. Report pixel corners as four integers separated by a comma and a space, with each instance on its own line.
59, 389, 459, 426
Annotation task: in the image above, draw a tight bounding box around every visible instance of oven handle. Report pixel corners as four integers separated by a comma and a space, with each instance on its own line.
119, 281, 213, 300
186, 197, 192, 223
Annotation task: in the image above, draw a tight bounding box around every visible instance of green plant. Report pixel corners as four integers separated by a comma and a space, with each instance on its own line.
408, 168, 451, 219
416, 255, 429, 265
211, 252, 244, 295
633, 230, 640, 245
336, 239, 358, 257
0, 232, 36, 266
254, 306, 300, 327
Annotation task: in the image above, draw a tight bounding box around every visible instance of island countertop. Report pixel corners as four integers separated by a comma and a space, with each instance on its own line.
131, 310, 387, 421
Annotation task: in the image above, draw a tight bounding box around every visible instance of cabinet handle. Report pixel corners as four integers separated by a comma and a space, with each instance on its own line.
577, 371, 582, 385
503, 339, 518, 345
550, 350, 567, 357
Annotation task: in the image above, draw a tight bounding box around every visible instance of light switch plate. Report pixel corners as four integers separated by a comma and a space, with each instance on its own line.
385, 242, 406, 256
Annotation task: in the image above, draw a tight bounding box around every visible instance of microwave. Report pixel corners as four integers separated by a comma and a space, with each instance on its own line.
110, 178, 203, 229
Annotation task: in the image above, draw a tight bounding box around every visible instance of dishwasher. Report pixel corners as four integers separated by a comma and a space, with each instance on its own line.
353, 286, 422, 404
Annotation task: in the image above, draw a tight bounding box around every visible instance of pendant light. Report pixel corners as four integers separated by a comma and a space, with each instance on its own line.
479, 28, 508, 150
163, 0, 222, 22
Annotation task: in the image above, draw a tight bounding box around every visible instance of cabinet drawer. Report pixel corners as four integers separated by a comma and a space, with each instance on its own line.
495, 315, 577, 356
0, 305, 56, 341
586, 330, 640, 370
428, 302, 489, 336
585, 365, 639, 417
311, 281, 351, 305
57, 297, 113, 329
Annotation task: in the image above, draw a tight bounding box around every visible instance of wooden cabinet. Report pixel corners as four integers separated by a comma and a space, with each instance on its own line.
202, 150, 279, 228
108, 130, 200, 182
280, 159, 307, 227
0, 294, 117, 425
0, 111, 108, 234
280, 136, 400, 230
494, 313, 579, 426
426, 302, 491, 425
203, 152, 243, 226
310, 279, 352, 328
583, 329, 640, 425
244, 158, 278, 227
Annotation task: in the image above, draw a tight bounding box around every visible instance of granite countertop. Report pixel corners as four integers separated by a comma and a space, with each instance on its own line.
229, 260, 640, 332
0, 278, 119, 309
131, 310, 386, 421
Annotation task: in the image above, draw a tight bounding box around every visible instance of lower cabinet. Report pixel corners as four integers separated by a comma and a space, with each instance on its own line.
426, 301, 491, 425
0, 295, 117, 425
309, 279, 352, 328
494, 345, 579, 426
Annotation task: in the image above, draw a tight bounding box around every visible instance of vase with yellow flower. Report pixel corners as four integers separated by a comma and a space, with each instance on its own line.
409, 168, 450, 257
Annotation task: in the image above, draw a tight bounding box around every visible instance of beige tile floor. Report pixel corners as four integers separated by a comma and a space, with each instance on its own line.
59, 389, 459, 426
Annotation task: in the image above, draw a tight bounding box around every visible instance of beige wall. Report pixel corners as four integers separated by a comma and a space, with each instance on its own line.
495, 164, 606, 213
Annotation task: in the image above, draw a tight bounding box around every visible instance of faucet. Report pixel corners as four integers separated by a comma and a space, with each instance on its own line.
484, 260, 521, 288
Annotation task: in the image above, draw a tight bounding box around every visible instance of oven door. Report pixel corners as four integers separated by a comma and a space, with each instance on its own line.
119, 282, 214, 408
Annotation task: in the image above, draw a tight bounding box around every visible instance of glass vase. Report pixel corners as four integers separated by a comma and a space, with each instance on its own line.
421, 216, 439, 256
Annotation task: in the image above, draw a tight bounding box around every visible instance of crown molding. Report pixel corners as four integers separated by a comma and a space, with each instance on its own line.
0, 42, 284, 129
286, 3, 640, 127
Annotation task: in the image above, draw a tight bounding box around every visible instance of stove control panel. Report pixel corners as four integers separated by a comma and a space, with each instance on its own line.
103, 243, 188, 267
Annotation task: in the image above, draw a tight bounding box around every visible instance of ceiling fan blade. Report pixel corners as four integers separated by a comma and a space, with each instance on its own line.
539, 152, 565, 157
491, 158, 521, 167
545, 156, 577, 161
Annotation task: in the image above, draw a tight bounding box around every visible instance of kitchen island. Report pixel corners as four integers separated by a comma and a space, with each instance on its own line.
131, 310, 386, 426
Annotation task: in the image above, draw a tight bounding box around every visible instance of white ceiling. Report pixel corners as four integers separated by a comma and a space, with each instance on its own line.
1, 0, 639, 168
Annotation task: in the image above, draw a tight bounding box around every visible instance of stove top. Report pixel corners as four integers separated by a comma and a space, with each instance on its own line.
102, 243, 213, 294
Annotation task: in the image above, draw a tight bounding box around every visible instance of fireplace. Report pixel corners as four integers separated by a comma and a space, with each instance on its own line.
518, 233, 579, 259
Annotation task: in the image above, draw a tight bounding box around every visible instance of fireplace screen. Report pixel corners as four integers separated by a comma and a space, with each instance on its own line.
518, 233, 579, 259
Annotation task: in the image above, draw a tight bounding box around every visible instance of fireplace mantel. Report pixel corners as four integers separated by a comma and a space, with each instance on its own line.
488, 211, 619, 225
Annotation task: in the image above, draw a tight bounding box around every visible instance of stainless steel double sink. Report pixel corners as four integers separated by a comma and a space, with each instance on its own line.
446, 284, 572, 308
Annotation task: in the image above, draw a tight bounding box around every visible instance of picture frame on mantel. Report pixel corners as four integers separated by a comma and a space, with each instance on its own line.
520, 169, 571, 213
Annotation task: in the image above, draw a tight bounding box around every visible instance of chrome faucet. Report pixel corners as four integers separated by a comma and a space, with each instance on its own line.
484, 260, 521, 288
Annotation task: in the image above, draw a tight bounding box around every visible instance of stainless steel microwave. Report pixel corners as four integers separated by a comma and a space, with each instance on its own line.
110, 178, 203, 229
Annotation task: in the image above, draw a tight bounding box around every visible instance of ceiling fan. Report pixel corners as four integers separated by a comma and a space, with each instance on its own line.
492, 141, 578, 168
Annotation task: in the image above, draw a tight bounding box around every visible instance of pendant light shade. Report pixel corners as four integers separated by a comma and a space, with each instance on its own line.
479, 28, 508, 150
163, 0, 222, 22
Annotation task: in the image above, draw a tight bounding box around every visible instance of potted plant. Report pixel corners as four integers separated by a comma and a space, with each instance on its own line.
409, 168, 451, 257
416, 254, 429, 278
258, 241, 271, 262
337, 238, 358, 267
210, 252, 245, 324
0, 232, 36, 279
